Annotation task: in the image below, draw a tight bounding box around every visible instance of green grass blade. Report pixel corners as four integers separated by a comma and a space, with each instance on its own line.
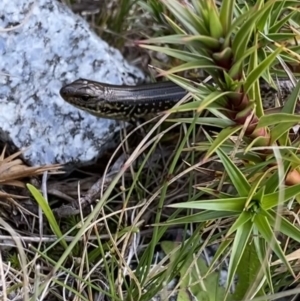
262, 183, 300, 209
269, 122, 295, 144
163, 210, 239, 226
27, 184, 68, 250
226, 220, 253, 293
232, 1, 274, 60
195, 91, 233, 112
205, 133, 251, 197
162, 0, 207, 35
206, 239, 232, 275
162, 61, 222, 75
270, 11, 296, 33
244, 46, 283, 93
233, 240, 266, 300
161, 210, 239, 226
168, 196, 247, 212
226, 211, 252, 237
266, 210, 300, 243
253, 233, 274, 293
219, 0, 235, 35
141, 34, 190, 44
163, 14, 188, 34
281, 78, 300, 114
254, 212, 294, 276
204, 125, 242, 159
165, 117, 235, 128
138, 45, 212, 62
257, 113, 300, 128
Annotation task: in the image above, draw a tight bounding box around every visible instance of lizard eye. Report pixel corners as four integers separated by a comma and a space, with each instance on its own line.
79, 95, 90, 102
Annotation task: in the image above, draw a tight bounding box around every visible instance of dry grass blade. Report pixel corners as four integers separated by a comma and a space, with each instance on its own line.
0, 146, 64, 187
0, 191, 27, 199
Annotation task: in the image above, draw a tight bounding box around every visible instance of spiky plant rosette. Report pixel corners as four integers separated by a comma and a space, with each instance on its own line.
137, 0, 300, 299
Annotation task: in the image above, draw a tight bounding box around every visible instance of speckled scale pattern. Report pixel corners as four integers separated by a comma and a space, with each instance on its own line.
260, 79, 296, 110
0, 0, 144, 167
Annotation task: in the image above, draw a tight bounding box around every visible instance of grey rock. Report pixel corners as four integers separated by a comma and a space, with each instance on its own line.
0, 0, 144, 167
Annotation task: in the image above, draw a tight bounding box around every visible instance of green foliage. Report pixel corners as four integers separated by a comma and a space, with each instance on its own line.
161, 240, 230, 300
27, 184, 68, 250
139, 0, 300, 299
24, 1, 300, 300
